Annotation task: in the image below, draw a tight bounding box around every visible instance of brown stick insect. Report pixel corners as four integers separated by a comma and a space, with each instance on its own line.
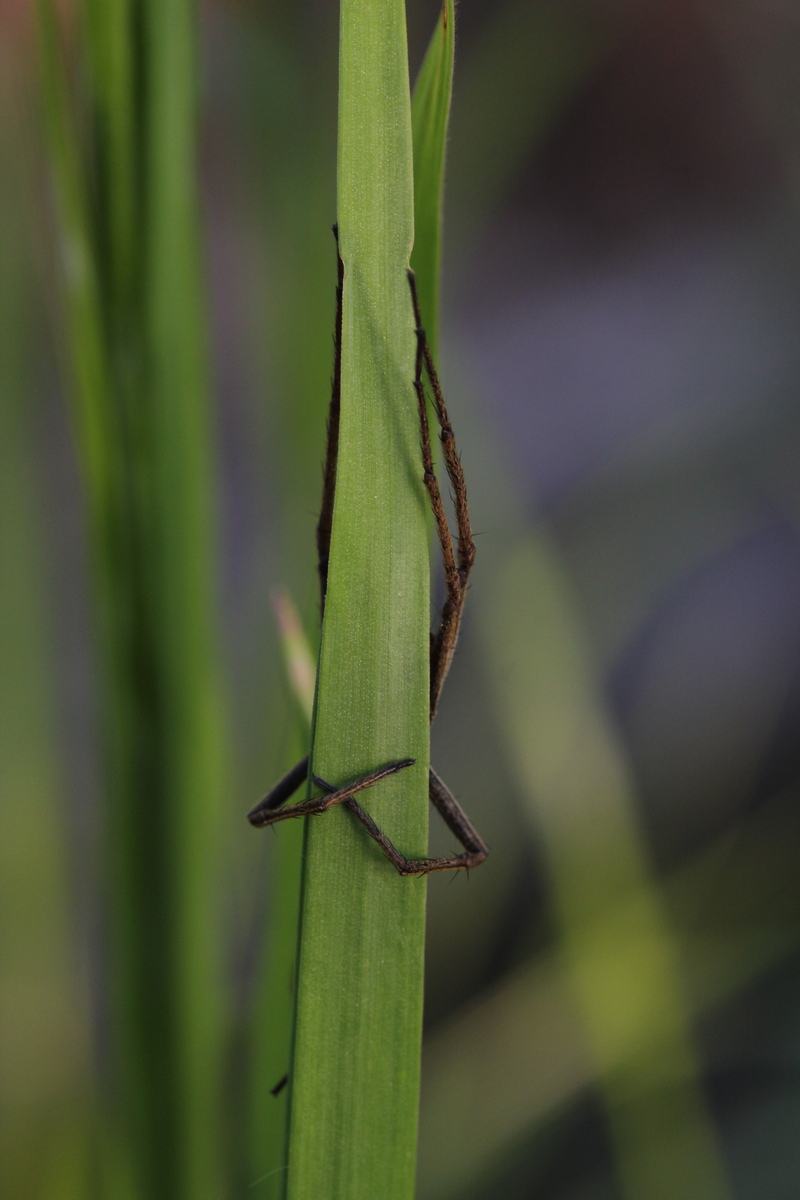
247, 229, 488, 876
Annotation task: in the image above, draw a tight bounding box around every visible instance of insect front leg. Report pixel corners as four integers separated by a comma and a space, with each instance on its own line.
407, 269, 476, 720
247, 756, 309, 825
248, 758, 415, 830
315, 767, 488, 875
315, 224, 344, 616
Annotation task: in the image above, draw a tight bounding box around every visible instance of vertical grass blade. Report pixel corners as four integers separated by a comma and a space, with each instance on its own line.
138, 5, 225, 1198
0, 94, 93, 1199
411, 0, 454, 358
473, 456, 731, 1200
38, 3, 224, 1197
272, 590, 317, 723
247, 593, 312, 1198
282, 0, 429, 1196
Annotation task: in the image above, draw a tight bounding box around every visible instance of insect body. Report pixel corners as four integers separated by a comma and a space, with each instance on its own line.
247, 230, 487, 875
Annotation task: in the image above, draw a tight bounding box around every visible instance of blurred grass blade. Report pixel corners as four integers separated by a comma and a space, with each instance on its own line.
248, 802, 304, 1200
282, 0, 429, 1196
138, 4, 225, 1197
464, 416, 730, 1200
39, 2, 224, 1197
411, 0, 454, 357
82, 0, 136, 302
419, 778, 800, 1198
246, 596, 309, 1199
450, 0, 609, 237
483, 535, 730, 1200
419, 782, 800, 1195
0, 92, 93, 1199
37, 0, 114, 503
272, 588, 316, 724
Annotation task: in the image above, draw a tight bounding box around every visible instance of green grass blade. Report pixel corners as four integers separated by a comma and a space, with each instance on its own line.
466, 427, 730, 1200
272, 589, 317, 724
484, 536, 731, 1200
39, 2, 224, 1196
82, 0, 136, 303
282, 0, 429, 1196
419, 780, 800, 1198
249, 812, 304, 1197
411, 0, 454, 357
247, 594, 312, 1197
37, 1, 115, 512
138, 4, 225, 1197
0, 102, 93, 1199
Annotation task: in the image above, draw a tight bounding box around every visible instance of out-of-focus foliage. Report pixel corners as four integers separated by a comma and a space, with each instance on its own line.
4, 1, 800, 1197
37, 0, 226, 1196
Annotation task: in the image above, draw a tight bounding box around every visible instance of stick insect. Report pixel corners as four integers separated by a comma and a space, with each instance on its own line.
247, 228, 488, 876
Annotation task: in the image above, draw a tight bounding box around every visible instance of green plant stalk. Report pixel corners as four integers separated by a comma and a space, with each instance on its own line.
39, 2, 224, 1197
282, 0, 429, 1196
249, 7, 455, 1188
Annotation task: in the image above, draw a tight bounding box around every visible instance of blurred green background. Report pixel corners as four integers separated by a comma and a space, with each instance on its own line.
3, 0, 800, 1197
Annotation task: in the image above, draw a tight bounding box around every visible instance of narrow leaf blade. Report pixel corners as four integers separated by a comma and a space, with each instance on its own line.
284, 0, 429, 1196
411, 0, 455, 357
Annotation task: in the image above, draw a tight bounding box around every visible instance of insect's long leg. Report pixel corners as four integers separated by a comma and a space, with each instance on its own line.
255, 228, 341, 827
315, 224, 345, 616
412, 322, 460, 607
408, 270, 475, 583
407, 269, 475, 719
247, 755, 309, 824
315, 768, 487, 875
427, 766, 488, 864
248, 257, 489, 877
247, 758, 415, 829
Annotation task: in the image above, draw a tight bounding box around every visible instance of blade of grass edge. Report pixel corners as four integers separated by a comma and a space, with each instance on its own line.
247, 593, 313, 1197
410, 0, 454, 360
282, 0, 429, 1197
